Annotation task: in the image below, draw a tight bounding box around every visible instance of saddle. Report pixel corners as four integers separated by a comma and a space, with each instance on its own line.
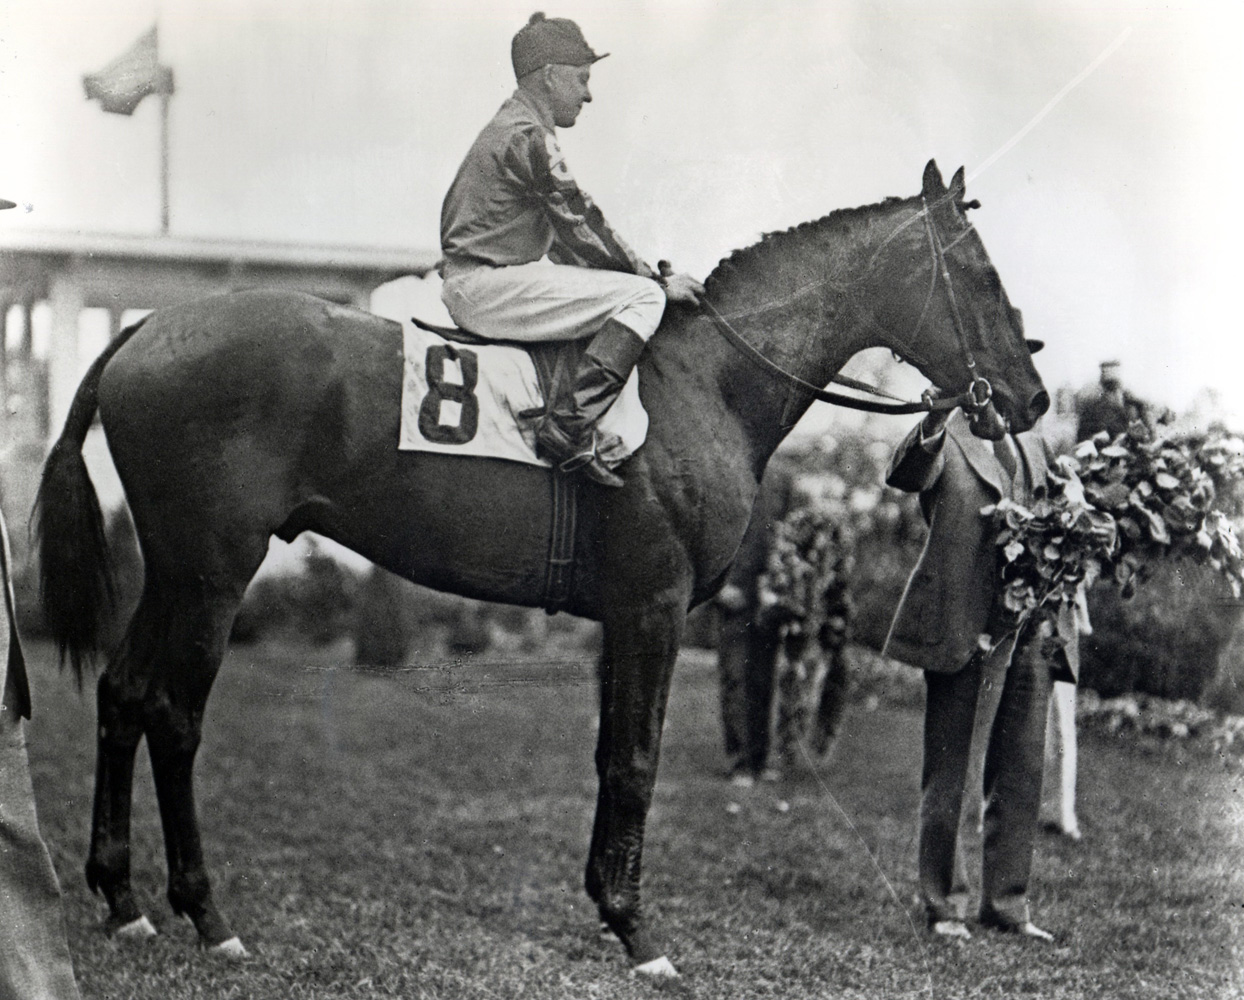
410, 316, 582, 615
410, 316, 586, 428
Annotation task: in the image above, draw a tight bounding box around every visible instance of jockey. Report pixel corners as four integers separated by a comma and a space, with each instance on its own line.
439, 12, 705, 487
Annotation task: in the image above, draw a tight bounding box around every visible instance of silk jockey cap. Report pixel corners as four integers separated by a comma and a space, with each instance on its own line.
512, 12, 608, 78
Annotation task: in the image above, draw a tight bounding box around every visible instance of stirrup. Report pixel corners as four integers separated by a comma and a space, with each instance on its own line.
564, 451, 624, 488
536, 421, 624, 488
556, 446, 597, 473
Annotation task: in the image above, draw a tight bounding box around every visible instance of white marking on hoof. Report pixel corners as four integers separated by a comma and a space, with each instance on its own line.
208, 936, 248, 959
633, 955, 678, 978
114, 915, 158, 939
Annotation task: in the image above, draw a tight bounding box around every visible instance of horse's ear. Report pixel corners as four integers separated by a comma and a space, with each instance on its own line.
949, 167, 966, 201
922, 160, 945, 199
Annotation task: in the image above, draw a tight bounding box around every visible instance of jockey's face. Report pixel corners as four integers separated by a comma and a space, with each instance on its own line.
546, 63, 592, 127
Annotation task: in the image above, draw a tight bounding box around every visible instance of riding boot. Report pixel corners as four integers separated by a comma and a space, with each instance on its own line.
537, 319, 647, 488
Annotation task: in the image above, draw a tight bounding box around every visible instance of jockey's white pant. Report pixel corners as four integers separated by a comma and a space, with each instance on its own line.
441, 259, 667, 344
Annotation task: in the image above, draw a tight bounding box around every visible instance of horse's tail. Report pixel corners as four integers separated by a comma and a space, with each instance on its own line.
33, 315, 149, 681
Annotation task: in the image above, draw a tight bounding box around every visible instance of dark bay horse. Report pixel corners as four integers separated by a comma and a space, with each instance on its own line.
35, 161, 1047, 976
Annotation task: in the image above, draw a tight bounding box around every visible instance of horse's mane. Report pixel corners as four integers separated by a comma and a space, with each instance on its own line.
703, 195, 911, 296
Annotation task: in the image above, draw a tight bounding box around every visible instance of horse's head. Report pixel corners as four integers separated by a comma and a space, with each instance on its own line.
874, 160, 1049, 438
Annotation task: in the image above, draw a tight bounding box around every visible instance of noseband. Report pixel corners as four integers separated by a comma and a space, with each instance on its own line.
699, 197, 994, 417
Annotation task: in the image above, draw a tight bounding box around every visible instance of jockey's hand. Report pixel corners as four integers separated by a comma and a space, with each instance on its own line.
657, 260, 705, 307
663, 273, 705, 306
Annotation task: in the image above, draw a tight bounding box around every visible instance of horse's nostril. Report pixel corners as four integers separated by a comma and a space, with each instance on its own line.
1030, 390, 1050, 419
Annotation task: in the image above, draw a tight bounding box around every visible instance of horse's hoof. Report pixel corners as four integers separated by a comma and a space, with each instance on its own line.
633, 955, 678, 978
207, 936, 248, 960
112, 915, 158, 940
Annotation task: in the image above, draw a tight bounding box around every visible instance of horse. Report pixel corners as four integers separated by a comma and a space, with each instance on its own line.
35, 160, 1047, 977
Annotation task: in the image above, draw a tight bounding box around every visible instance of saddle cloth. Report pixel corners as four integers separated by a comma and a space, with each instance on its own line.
399, 320, 649, 467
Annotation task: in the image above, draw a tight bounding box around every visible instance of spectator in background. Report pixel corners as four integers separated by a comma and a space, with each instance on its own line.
0, 508, 82, 998
762, 496, 855, 773
1075, 360, 1164, 443
715, 462, 795, 786
1039, 680, 1081, 841
884, 376, 1081, 942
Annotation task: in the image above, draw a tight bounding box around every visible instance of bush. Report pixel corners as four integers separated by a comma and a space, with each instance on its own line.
231, 538, 361, 647
349, 566, 602, 668
1079, 560, 1243, 701
351, 566, 413, 667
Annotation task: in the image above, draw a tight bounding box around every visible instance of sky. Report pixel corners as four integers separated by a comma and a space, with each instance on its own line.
4, 0, 1244, 431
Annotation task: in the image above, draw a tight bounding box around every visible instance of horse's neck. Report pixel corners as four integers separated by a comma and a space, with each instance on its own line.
661, 201, 911, 465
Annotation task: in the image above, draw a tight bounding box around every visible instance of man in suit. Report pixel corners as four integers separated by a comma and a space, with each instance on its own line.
884, 349, 1078, 942
0, 195, 82, 998
0, 502, 82, 998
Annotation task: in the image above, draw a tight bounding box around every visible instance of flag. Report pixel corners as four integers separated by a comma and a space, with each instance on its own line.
83, 26, 174, 116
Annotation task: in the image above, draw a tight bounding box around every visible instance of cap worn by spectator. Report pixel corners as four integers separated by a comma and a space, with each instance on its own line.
511, 12, 609, 78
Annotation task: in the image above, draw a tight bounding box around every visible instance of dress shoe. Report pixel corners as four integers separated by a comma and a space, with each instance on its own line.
980, 912, 1055, 942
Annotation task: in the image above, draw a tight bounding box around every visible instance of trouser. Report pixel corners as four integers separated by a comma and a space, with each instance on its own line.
717, 611, 781, 775
0, 704, 81, 1000
919, 624, 1053, 928
440, 259, 666, 344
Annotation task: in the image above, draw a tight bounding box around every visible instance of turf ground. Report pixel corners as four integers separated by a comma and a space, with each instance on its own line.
23, 640, 1244, 999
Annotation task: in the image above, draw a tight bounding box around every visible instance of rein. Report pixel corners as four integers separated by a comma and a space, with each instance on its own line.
695, 196, 992, 417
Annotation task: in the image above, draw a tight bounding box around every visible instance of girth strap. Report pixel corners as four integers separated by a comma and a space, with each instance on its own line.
543, 470, 579, 614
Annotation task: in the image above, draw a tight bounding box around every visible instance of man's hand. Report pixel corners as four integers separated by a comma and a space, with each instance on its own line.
658, 260, 705, 307
920, 387, 951, 439
921, 407, 951, 439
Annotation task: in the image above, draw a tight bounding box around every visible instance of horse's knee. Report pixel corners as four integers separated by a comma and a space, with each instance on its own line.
604, 759, 657, 814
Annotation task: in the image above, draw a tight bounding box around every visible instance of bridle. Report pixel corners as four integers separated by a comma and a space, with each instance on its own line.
697, 196, 995, 417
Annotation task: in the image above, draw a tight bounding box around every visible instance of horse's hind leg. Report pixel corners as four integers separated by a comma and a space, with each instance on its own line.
87, 589, 167, 939
141, 576, 249, 954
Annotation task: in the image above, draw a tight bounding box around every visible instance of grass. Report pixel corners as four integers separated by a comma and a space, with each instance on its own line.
24, 638, 1244, 999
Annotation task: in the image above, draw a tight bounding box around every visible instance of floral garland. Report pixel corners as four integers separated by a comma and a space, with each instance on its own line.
987, 424, 1244, 638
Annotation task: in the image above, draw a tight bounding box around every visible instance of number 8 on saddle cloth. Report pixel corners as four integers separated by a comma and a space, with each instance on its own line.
399, 318, 649, 467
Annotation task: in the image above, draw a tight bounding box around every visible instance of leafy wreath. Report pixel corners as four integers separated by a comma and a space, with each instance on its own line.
987, 423, 1244, 643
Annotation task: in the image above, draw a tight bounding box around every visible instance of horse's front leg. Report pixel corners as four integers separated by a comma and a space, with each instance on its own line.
586, 598, 685, 977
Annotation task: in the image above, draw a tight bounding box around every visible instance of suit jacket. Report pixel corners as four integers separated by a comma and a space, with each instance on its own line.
1, 506, 31, 720
883, 411, 1076, 680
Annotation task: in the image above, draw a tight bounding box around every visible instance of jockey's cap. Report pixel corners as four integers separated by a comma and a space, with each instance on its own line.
512, 12, 608, 78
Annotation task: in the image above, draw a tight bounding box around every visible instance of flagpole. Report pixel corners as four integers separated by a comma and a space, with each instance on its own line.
159, 90, 170, 234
